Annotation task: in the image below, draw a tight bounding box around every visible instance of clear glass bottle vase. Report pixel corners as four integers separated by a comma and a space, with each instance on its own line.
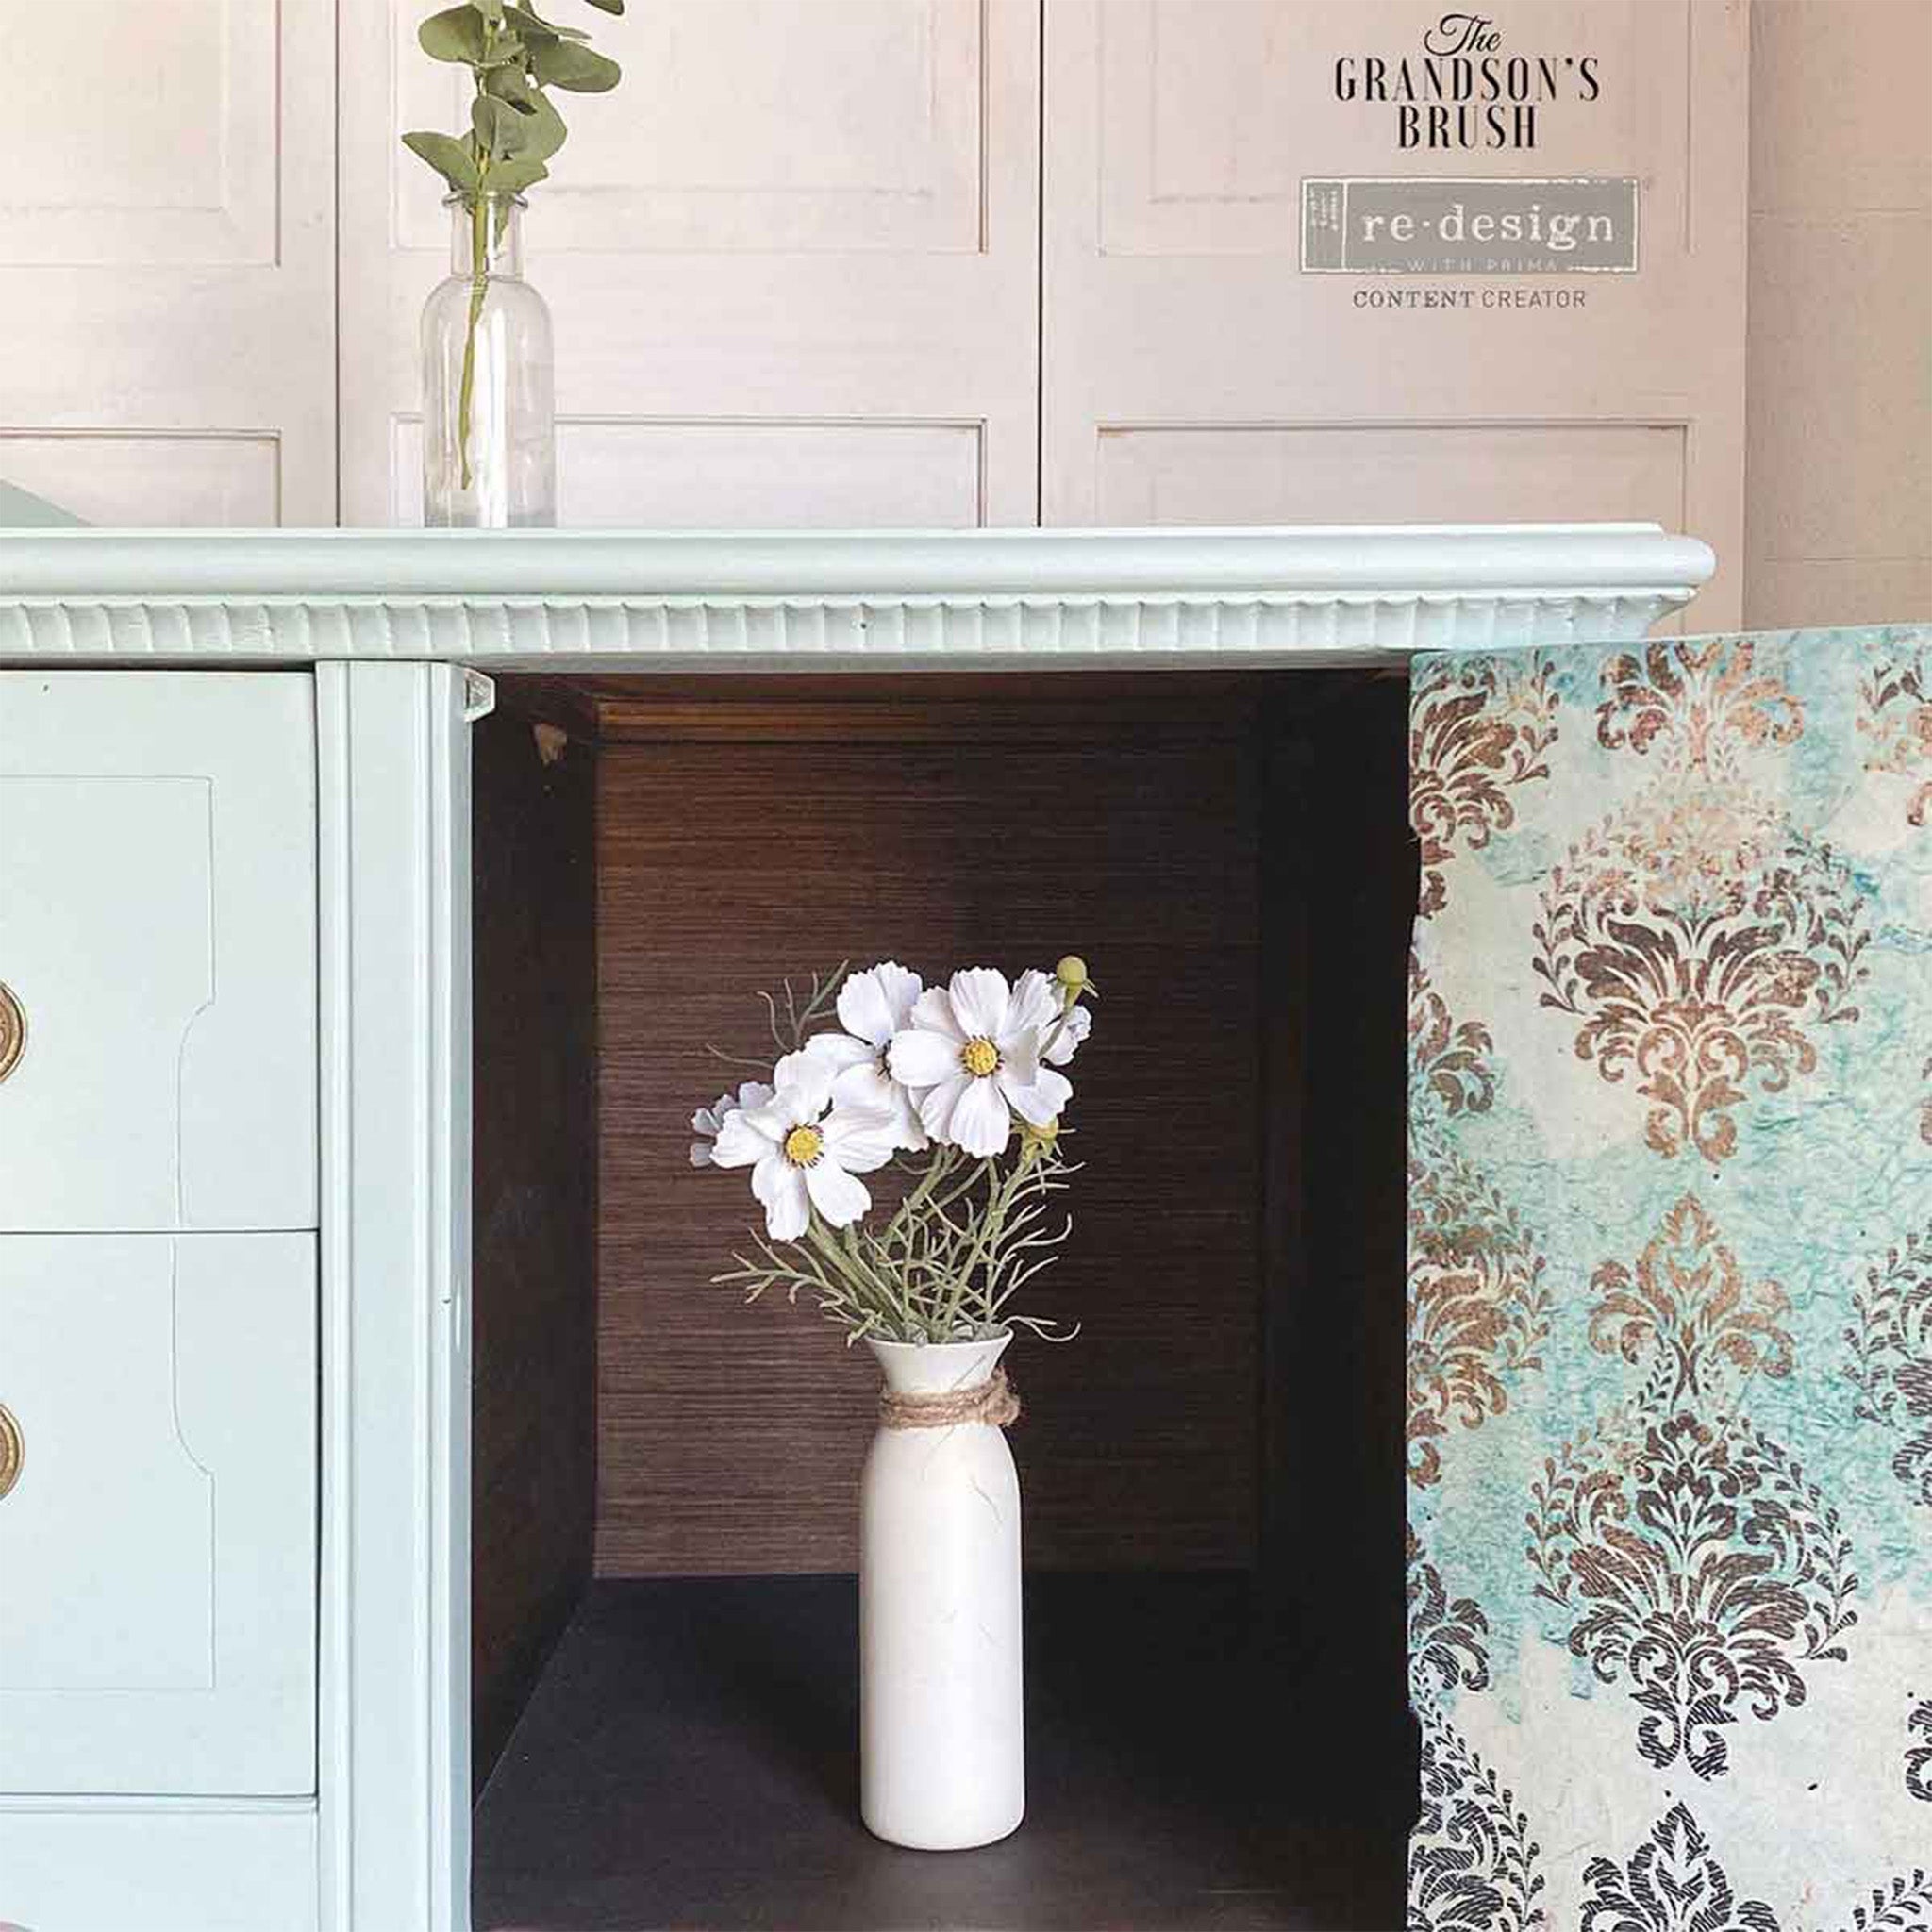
422, 193, 556, 528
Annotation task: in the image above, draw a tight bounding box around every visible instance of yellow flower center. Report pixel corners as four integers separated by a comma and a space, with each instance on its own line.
782, 1124, 824, 1166
959, 1036, 1001, 1078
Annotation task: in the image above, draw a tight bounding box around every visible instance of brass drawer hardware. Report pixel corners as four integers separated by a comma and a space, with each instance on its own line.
0, 980, 23, 1084
0, 1404, 21, 1500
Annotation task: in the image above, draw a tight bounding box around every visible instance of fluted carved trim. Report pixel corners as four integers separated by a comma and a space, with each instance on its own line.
0, 588, 1688, 668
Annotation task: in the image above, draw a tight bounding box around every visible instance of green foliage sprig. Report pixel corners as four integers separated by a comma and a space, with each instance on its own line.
403, 1, 623, 487
404, 1, 622, 206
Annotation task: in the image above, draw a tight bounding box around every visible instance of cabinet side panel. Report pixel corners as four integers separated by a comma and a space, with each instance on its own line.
471, 693, 598, 1792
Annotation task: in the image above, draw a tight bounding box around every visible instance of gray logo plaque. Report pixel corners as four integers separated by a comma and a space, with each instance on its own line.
1302, 177, 1639, 275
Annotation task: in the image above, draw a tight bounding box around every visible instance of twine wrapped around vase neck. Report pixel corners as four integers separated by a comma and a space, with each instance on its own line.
878, 1367, 1021, 1431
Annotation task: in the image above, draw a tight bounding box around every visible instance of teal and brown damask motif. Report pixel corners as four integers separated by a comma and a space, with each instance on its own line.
1409, 951, 1498, 1121
1580, 1804, 1779, 1932
1408, 1525, 1491, 1699
1534, 639, 1870, 1164
1839, 1875, 1932, 1932
1595, 639, 1805, 773
1908, 1696, 1932, 1805
1407, 1145, 1549, 1489
1409, 1700, 1548, 1932
1407, 955, 1549, 1488
1411, 627, 1932, 1924
1525, 1197, 1857, 1779
1531, 800, 1869, 1163
1845, 1221, 1932, 1510
1409, 653, 1558, 918
1581, 1804, 1932, 1932
1857, 645, 1932, 829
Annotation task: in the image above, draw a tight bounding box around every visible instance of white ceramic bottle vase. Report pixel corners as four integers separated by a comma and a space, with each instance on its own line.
859, 1334, 1024, 1850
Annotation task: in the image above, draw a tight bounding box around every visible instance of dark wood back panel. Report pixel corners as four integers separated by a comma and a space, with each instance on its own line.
592, 692, 1266, 1574
472, 693, 600, 1787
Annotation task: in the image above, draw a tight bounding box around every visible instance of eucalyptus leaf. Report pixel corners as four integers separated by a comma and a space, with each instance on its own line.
490, 157, 551, 195
579, 0, 624, 13
418, 5, 487, 60
515, 87, 568, 160
483, 64, 541, 110
402, 128, 480, 191
503, 3, 589, 41
530, 38, 620, 91
472, 0, 505, 19
472, 94, 530, 158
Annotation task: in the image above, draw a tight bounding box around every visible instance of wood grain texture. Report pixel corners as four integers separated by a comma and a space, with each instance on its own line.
471, 692, 599, 1788
592, 683, 1267, 1574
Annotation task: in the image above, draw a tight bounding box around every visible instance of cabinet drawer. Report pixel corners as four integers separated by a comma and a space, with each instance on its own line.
0, 1232, 317, 1795
0, 672, 316, 1233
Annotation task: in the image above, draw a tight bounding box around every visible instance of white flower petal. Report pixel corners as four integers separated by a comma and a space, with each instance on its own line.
821, 1105, 897, 1174
889, 1026, 961, 1089
689, 1140, 714, 1168
888, 1089, 929, 1153
738, 1096, 799, 1140
767, 1052, 834, 1120
805, 1031, 874, 1074
830, 1059, 892, 1109
805, 1158, 870, 1226
1009, 969, 1058, 1035
917, 1072, 972, 1141
1000, 1064, 1071, 1128
752, 1154, 809, 1241
836, 962, 922, 1049
841, 1063, 929, 1151
710, 1110, 776, 1169
996, 1028, 1041, 1088
948, 967, 1011, 1041
908, 985, 966, 1042
733, 1079, 776, 1112
1042, 1004, 1090, 1066
948, 1075, 1012, 1157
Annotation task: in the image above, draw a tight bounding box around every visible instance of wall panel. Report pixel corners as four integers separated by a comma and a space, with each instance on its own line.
1094, 422, 1685, 529
0, 0, 334, 524
1744, 0, 1932, 626
341, 0, 1039, 526
391, 418, 983, 529
1044, 0, 1749, 623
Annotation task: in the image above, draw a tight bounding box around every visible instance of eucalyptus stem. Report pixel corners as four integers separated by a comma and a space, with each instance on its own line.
403, 0, 626, 499
458, 187, 490, 490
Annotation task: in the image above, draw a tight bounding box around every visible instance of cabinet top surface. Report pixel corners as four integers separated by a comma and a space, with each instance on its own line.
0, 523, 1710, 599
0, 523, 1714, 667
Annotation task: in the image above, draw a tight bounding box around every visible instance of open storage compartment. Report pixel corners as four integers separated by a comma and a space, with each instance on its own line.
468, 666, 1414, 1931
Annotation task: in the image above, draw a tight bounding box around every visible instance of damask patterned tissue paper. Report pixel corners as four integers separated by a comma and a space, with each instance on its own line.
1406, 630, 1932, 1928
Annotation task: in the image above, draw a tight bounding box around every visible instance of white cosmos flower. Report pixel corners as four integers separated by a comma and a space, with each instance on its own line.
690, 1079, 774, 1168
1042, 1000, 1091, 1067
887, 967, 1073, 1158
708, 1052, 896, 1241
802, 960, 927, 1152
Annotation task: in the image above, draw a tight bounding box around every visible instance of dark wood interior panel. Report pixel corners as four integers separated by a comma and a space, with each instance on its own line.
592, 691, 1267, 1575
472, 693, 599, 1790
1270, 672, 1415, 1813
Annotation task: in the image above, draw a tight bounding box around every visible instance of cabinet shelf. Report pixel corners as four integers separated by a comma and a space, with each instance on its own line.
474, 1574, 1404, 1932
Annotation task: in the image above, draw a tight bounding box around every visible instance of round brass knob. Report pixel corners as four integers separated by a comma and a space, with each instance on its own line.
0, 981, 23, 1084
0, 1405, 21, 1500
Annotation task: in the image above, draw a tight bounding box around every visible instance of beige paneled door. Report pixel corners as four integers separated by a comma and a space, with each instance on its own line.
0, 0, 335, 525
1042, 0, 1750, 622
341, 0, 1040, 527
